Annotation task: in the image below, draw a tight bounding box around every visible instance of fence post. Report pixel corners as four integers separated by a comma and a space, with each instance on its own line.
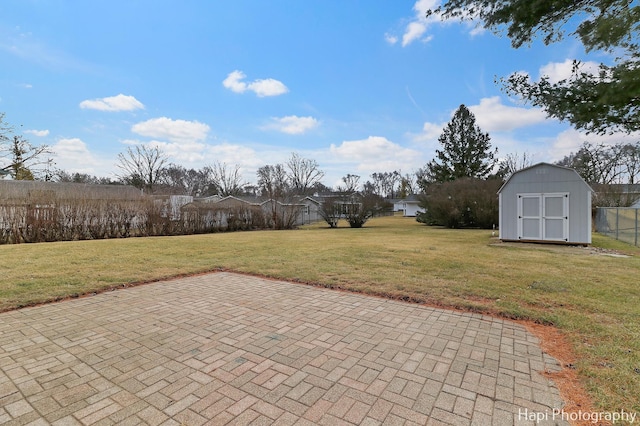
634, 209, 640, 247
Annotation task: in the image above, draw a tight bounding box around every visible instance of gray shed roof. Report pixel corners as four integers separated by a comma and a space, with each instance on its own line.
497, 162, 593, 194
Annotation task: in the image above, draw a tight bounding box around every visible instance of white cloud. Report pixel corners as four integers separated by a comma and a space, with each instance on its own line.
389, 0, 487, 47
412, 121, 445, 143
384, 33, 398, 45
329, 136, 423, 173
468, 25, 486, 37
79, 94, 144, 112
148, 140, 206, 163
263, 116, 319, 135
548, 128, 640, 162
469, 97, 548, 132
413, 98, 549, 143
207, 143, 264, 170
54, 138, 94, 158
414, 0, 439, 14
24, 129, 49, 137
222, 70, 249, 93
222, 70, 289, 97
410, 98, 556, 164
128, 117, 211, 163
401, 0, 440, 47
539, 59, 601, 84
51, 138, 101, 174
121, 138, 207, 163
131, 117, 210, 143
403, 21, 429, 47
248, 78, 289, 97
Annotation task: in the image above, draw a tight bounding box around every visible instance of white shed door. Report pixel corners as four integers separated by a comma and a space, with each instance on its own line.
519, 195, 542, 239
518, 193, 569, 241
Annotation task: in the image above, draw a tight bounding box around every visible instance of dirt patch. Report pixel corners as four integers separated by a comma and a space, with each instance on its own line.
523, 322, 609, 426
490, 240, 630, 258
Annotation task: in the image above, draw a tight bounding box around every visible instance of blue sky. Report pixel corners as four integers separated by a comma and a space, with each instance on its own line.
1, 0, 636, 187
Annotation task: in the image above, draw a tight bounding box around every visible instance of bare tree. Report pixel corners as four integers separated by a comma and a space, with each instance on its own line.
368, 174, 380, 196
341, 192, 382, 229
498, 152, 534, 180
0, 112, 11, 142
1, 114, 53, 180
161, 164, 210, 196
556, 142, 624, 184
2, 135, 53, 180
620, 142, 640, 185
56, 171, 118, 185
257, 164, 289, 199
116, 145, 168, 193
286, 153, 325, 196
206, 162, 246, 196
339, 174, 360, 193
335, 174, 386, 228
257, 164, 296, 229
388, 171, 401, 198
398, 173, 416, 198
318, 195, 342, 228
415, 166, 430, 193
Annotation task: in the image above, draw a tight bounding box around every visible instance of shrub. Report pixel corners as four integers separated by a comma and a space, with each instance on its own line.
417, 178, 501, 229
344, 193, 389, 228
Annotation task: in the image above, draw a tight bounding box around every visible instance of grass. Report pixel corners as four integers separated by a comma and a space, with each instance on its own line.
1, 216, 639, 413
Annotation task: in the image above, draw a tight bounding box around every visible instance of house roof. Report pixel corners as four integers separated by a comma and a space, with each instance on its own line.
592, 183, 640, 194
497, 162, 593, 194
182, 195, 309, 210
390, 194, 420, 203
298, 196, 321, 205
0, 180, 144, 201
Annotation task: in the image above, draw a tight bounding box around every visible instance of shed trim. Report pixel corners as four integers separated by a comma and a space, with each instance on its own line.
497, 162, 593, 194
517, 192, 569, 242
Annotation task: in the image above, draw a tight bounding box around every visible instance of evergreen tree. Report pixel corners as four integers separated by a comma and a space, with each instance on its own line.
426, 104, 497, 183
430, 0, 640, 134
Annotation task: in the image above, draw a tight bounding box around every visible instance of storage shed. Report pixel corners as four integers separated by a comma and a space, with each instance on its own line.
498, 163, 593, 245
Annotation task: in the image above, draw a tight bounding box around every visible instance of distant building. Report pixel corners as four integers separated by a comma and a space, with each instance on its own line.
391, 194, 423, 217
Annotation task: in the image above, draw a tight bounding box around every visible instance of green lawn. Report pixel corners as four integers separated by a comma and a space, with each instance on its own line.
1, 216, 639, 413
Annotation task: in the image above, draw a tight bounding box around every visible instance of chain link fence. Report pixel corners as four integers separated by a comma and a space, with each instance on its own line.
595, 207, 640, 247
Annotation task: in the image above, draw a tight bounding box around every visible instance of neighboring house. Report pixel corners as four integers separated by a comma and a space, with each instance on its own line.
1, 181, 401, 240
591, 183, 640, 207
151, 195, 194, 220
0, 181, 146, 241
0, 180, 143, 201
213, 195, 260, 210
0, 181, 144, 224
181, 196, 263, 229
296, 196, 323, 224
392, 194, 423, 217
180, 195, 317, 229
498, 162, 593, 245
199, 195, 222, 204
314, 191, 367, 216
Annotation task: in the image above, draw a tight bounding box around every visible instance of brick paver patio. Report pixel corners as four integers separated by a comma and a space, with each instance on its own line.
0, 272, 567, 425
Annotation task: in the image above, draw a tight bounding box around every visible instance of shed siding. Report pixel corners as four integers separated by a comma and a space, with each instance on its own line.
499, 163, 592, 244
